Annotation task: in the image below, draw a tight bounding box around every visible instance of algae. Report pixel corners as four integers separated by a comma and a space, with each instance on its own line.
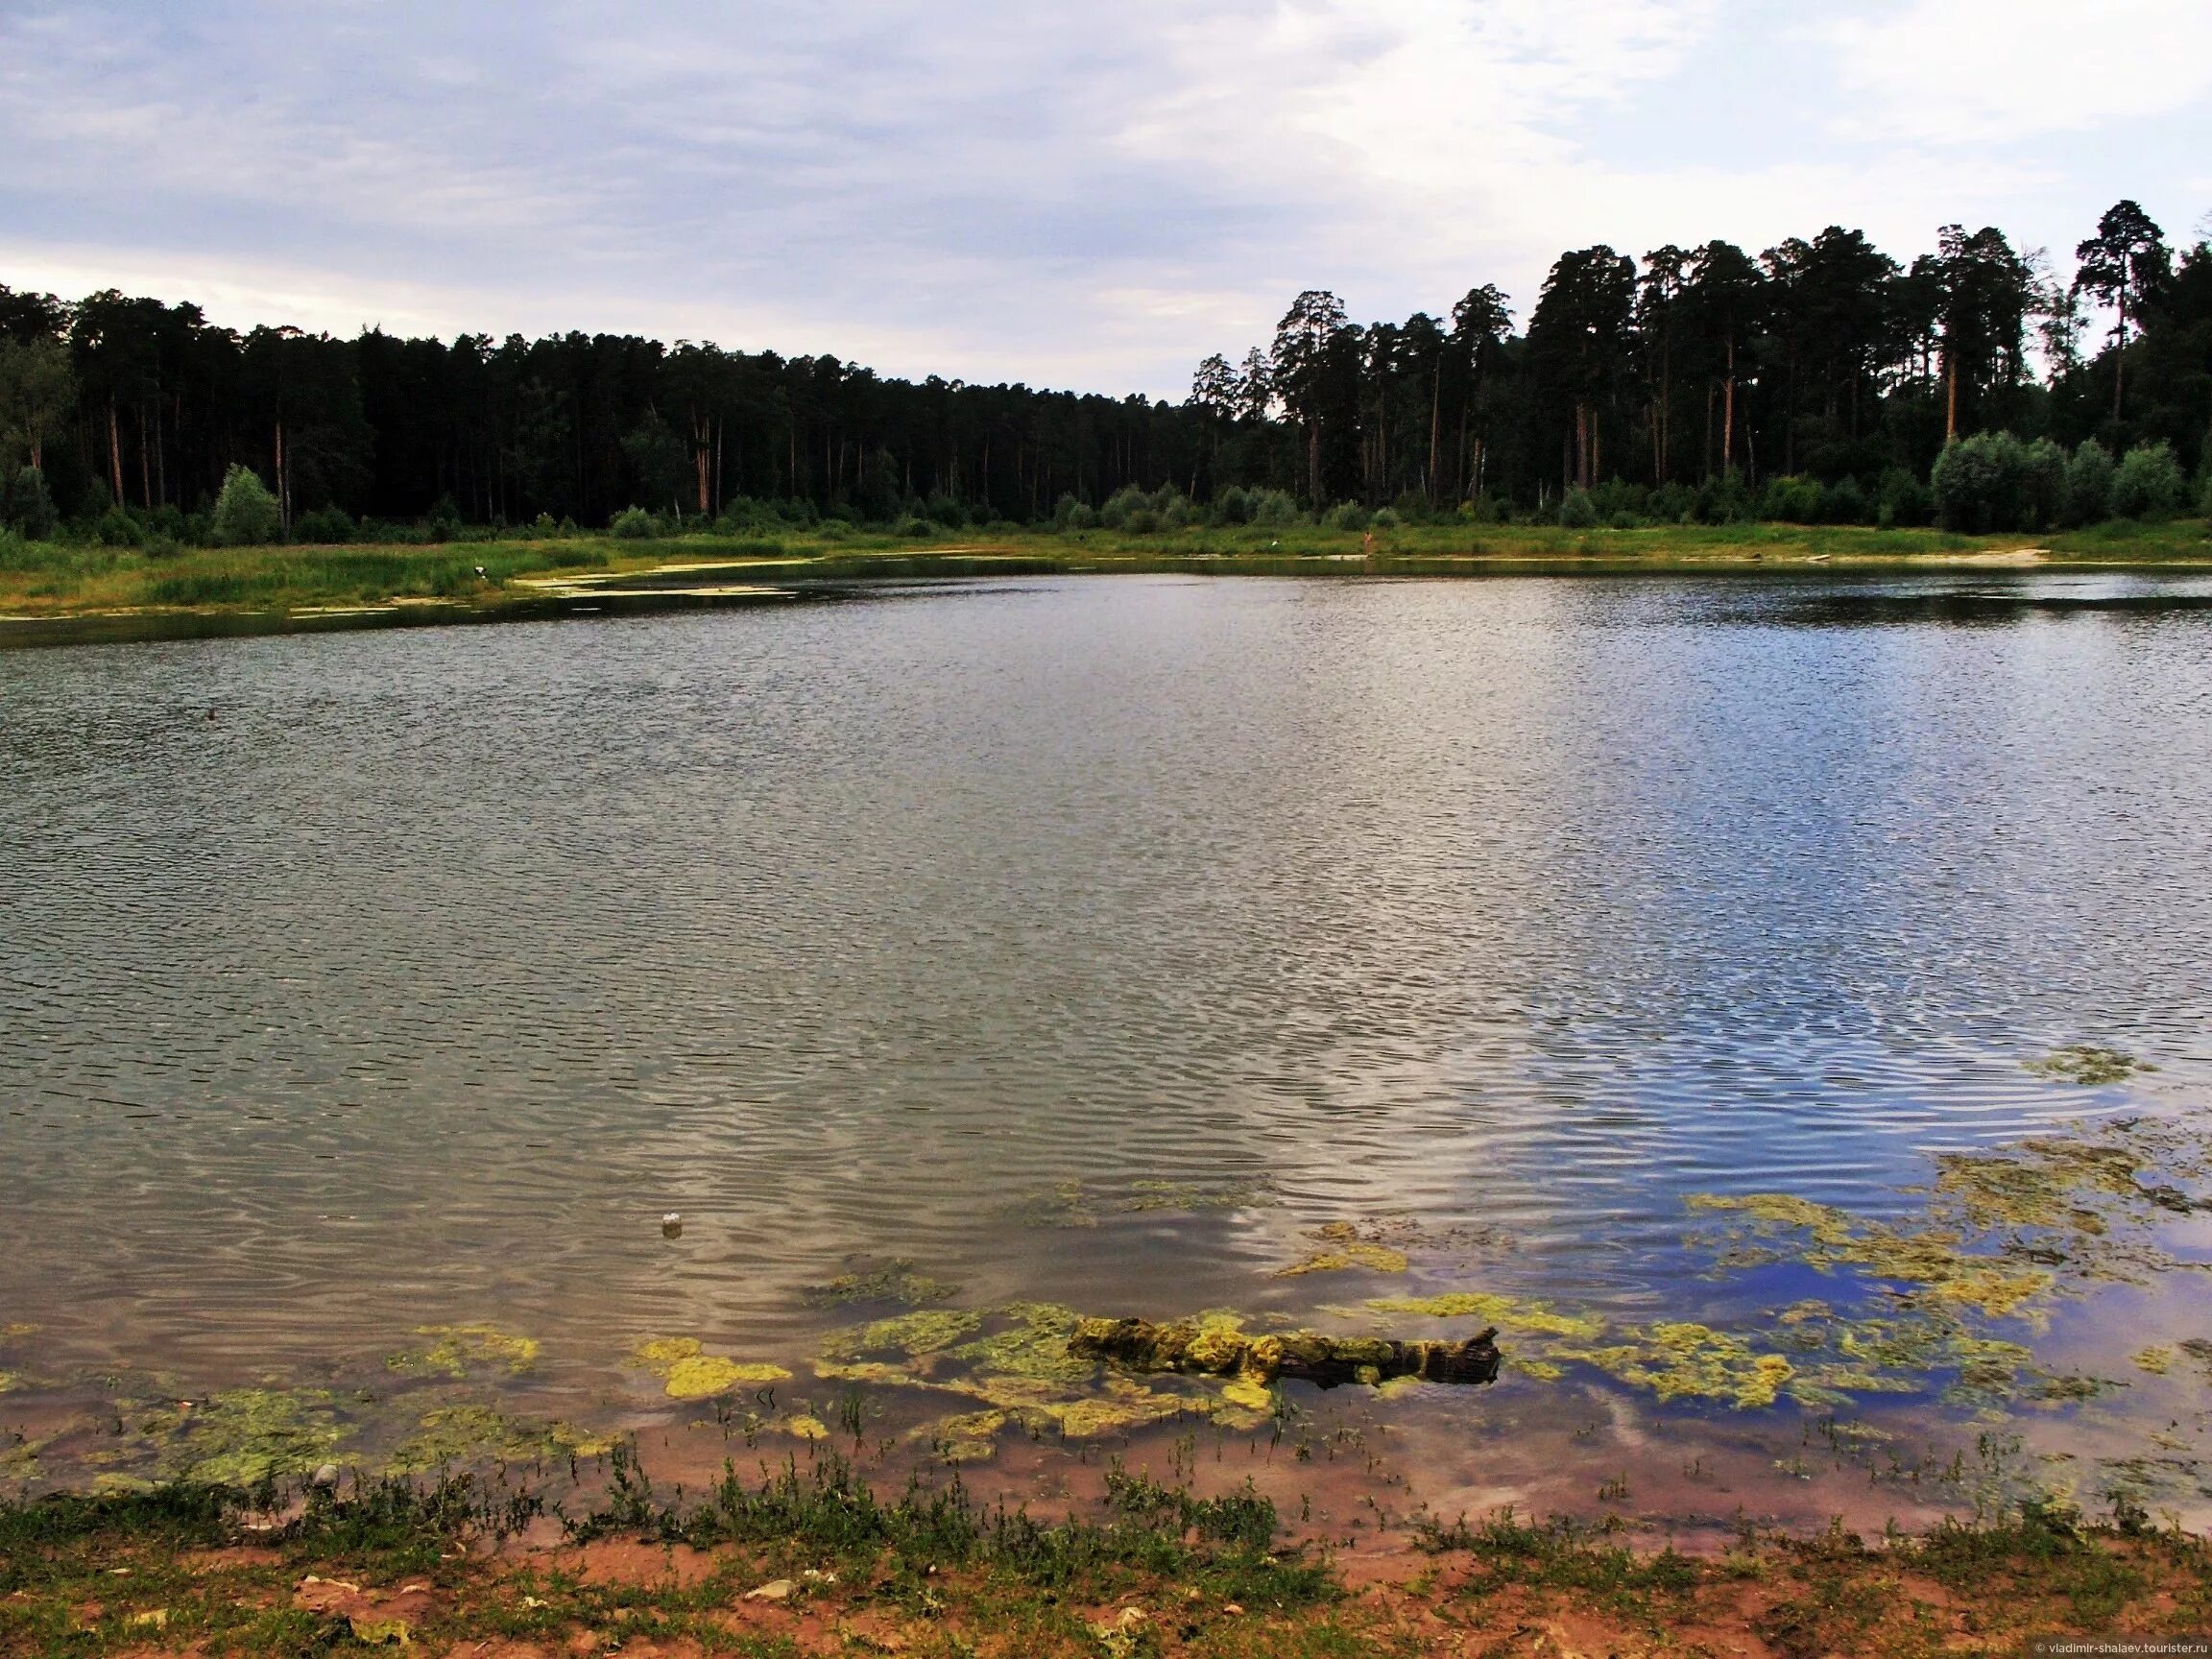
1276, 1223, 1411, 1277
387, 1406, 612, 1472
1361, 1292, 1605, 1340
631, 1338, 790, 1401
2132, 1347, 2174, 1376
1124, 1178, 1276, 1213
819, 1310, 984, 1363
386, 1323, 541, 1379
2026, 1046, 2156, 1086
948, 1303, 1093, 1384
800, 1258, 961, 1308
154, 1387, 348, 1485
1551, 1323, 1797, 1409
1686, 1192, 2054, 1319
997, 1181, 1101, 1229
781, 1414, 830, 1440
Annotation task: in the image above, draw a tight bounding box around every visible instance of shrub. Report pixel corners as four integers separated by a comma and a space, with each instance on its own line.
610, 506, 656, 539
1557, 487, 1599, 528
1876, 467, 1932, 527
2109, 441, 2187, 519
294, 505, 355, 544
1250, 489, 1301, 527
1590, 479, 1650, 523
2, 466, 58, 540
210, 464, 281, 545
2053, 442, 2105, 526
1822, 476, 1871, 525
1759, 475, 1824, 524
1099, 485, 1150, 530
1369, 506, 1401, 529
1695, 471, 1753, 523
1932, 431, 2054, 533
1328, 501, 1370, 531
95, 506, 142, 546
1123, 507, 1162, 535
2020, 438, 2068, 531
1213, 485, 1252, 525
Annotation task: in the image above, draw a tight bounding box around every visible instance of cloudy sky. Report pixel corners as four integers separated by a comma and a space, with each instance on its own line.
3, 0, 2208, 397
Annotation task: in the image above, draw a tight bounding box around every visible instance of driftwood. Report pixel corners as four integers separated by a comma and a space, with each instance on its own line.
1070, 1316, 1501, 1389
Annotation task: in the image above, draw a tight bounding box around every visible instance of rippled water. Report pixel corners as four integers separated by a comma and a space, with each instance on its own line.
5, 572, 2212, 1437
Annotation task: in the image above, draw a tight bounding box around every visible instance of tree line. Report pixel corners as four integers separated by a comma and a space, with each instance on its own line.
0, 200, 2206, 544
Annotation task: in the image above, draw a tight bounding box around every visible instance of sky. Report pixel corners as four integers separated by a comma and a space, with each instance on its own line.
2, 0, 2208, 398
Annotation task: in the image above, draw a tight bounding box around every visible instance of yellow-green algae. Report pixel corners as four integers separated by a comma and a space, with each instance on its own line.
2025, 1046, 2157, 1085
1685, 1192, 2054, 1318
2129, 1346, 2173, 1376
1276, 1223, 1411, 1277
1551, 1323, 1798, 1408
818, 1310, 983, 1364
800, 1259, 960, 1308
1359, 1291, 1604, 1340
631, 1337, 790, 1401
386, 1323, 541, 1379
1124, 1178, 1276, 1212
150, 1387, 349, 1486
386, 1406, 612, 1473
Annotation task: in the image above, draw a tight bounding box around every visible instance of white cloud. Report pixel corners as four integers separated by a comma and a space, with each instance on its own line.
1819, 0, 2212, 144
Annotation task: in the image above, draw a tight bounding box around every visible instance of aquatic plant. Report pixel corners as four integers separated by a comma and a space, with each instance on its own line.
152, 1387, 349, 1486
2025, 1046, 2156, 1085
800, 1258, 961, 1308
630, 1337, 789, 1401
386, 1323, 541, 1379
386, 1406, 611, 1473
1275, 1223, 1410, 1277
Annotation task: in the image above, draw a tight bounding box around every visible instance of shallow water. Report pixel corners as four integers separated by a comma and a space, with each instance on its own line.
6, 571, 2212, 1517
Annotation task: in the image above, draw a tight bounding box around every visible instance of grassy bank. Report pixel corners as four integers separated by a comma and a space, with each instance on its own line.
3, 517, 2209, 634
5, 1453, 2206, 1656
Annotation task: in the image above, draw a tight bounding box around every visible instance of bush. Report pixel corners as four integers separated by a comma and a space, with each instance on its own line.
1932, 431, 2059, 533
1557, 487, 1599, 528
1099, 485, 1149, 530
2109, 441, 2187, 520
2, 466, 58, 540
1213, 485, 1252, 525
1250, 489, 1301, 527
2021, 438, 2068, 531
610, 506, 656, 539
1759, 475, 1824, 524
1695, 471, 1753, 523
1369, 506, 1401, 529
1822, 475, 1871, 525
294, 506, 355, 544
210, 464, 281, 545
95, 506, 142, 546
1328, 501, 1370, 531
1876, 467, 1932, 527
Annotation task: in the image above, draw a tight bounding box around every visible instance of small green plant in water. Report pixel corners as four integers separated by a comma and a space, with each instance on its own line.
631, 1337, 789, 1400
386, 1323, 541, 1379
2025, 1046, 2155, 1086
800, 1257, 961, 1308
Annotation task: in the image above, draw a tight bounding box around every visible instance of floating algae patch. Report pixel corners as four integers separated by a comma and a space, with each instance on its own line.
631, 1338, 790, 1401
1551, 1323, 1797, 1409
1124, 1177, 1277, 1213
818, 1310, 984, 1367
800, 1258, 961, 1308
386, 1406, 612, 1473
1686, 1192, 2055, 1319
950, 1303, 1094, 1384
0, 1371, 17, 1394
996, 1181, 1100, 1229
151, 1387, 348, 1485
386, 1323, 541, 1379
1276, 1224, 1410, 1277
2132, 1346, 2175, 1376
2026, 1046, 2157, 1086
781, 1414, 830, 1441
1359, 1291, 1605, 1341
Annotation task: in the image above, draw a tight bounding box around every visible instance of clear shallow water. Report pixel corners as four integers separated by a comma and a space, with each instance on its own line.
4, 572, 2211, 1459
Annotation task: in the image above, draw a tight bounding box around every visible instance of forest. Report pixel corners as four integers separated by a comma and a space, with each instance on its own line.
1, 200, 2207, 547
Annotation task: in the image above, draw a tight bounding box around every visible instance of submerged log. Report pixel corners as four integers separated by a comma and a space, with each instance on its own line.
1070, 1316, 1501, 1389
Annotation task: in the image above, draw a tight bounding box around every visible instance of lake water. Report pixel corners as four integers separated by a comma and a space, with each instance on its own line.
6, 571, 2212, 1526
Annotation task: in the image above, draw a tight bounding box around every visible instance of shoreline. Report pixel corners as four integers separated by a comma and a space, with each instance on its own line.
6, 524, 2212, 650
5, 1453, 2205, 1656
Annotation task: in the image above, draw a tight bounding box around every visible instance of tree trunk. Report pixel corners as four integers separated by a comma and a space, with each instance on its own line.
1428, 358, 1442, 506
1945, 354, 1958, 442
1722, 338, 1737, 472
108, 402, 125, 504
2113, 289, 2128, 424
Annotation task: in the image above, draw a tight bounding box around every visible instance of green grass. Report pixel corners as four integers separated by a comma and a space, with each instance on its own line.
4, 1455, 2208, 1657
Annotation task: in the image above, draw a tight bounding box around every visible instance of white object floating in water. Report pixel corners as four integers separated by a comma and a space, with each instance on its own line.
661, 1212, 683, 1238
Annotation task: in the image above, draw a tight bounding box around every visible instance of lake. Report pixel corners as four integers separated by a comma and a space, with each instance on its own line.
6, 570, 2212, 1528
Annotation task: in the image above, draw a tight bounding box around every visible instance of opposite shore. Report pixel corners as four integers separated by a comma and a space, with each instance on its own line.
4, 518, 2210, 649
